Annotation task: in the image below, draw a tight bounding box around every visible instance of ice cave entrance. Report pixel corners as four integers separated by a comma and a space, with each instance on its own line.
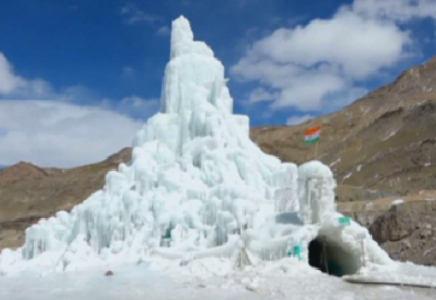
308, 236, 359, 277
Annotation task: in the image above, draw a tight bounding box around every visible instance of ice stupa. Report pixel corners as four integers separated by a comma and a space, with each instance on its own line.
0, 16, 393, 276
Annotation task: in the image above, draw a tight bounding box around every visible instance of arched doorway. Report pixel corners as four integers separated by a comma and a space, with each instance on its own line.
308, 237, 359, 277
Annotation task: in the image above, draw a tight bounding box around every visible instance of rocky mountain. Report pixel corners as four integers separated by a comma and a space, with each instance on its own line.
251, 57, 436, 199
369, 200, 436, 266
0, 162, 62, 187
1, 57, 436, 265
0, 149, 131, 250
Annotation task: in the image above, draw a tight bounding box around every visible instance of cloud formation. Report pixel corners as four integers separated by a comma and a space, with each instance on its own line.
0, 52, 157, 168
352, 0, 436, 22
0, 100, 142, 168
121, 4, 163, 25
286, 114, 313, 126
120, 3, 170, 37
156, 26, 171, 36
231, 0, 424, 113
0, 53, 53, 97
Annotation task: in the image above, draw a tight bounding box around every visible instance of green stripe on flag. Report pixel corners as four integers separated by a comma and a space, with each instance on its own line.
305, 137, 319, 145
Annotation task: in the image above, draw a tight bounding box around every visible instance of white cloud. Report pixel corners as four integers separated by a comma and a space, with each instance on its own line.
116, 96, 160, 118
231, 0, 416, 112
0, 100, 143, 168
251, 12, 408, 79
121, 96, 151, 107
352, 0, 436, 22
286, 114, 313, 126
121, 4, 163, 25
272, 72, 346, 110
0, 53, 24, 93
0, 53, 53, 97
156, 26, 170, 36
0, 52, 158, 168
248, 87, 277, 103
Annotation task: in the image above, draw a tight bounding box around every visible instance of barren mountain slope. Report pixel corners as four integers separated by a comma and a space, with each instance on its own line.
0, 162, 62, 187
0, 148, 132, 249
251, 57, 436, 197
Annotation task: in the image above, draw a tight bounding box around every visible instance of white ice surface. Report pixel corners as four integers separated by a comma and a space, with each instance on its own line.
1, 15, 436, 295
1, 258, 436, 300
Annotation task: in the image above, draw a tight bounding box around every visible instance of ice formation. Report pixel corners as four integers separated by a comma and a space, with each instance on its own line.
0, 16, 394, 276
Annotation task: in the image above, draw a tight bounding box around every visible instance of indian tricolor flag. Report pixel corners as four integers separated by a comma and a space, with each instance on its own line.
305, 126, 321, 145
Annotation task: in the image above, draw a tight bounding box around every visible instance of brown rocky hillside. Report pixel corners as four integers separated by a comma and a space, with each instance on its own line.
251, 57, 436, 198
0, 162, 62, 187
0, 149, 131, 250
1, 58, 436, 265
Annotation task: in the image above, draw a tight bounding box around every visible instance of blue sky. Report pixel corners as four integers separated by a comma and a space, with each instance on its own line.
1, 0, 436, 167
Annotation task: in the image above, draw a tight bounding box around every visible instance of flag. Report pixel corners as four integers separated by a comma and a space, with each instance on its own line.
305, 126, 321, 144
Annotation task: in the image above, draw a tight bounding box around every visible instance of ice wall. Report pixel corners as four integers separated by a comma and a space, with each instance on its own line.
0, 16, 300, 272
298, 161, 336, 224
0, 16, 393, 275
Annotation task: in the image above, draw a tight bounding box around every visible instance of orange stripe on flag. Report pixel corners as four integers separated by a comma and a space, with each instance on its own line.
305, 126, 321, 136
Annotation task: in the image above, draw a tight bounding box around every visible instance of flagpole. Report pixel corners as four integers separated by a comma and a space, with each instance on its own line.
305, 125, 321, 161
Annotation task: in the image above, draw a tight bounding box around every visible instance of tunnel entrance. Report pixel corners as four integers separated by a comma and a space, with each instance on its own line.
308, 237, 359, 277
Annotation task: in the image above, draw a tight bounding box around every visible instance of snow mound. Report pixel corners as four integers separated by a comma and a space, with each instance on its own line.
0, 15, 299, 274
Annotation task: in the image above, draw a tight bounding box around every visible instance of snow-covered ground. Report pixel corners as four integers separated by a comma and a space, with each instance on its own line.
1, 258, 436, 300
